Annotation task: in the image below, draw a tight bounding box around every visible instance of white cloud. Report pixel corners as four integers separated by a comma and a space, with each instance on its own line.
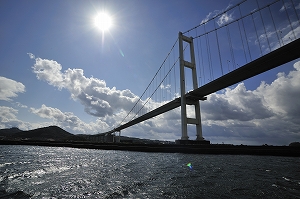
160, 84, 171, 90
0, 106, 26, 129
279, 2, 293, 12
15, 102, 28, 109
0, 106, 19, 123
201, 83, 273, 122
29, 53, 300, 145
200, 61, 300, 145
0, 77, 25, 101
216, 12, 234, 26
257, 19, 300, 54
256, 61, 300, 121
30, 104, 109, 134
200, 3, 232, 25
281, 25, 300, 44
0, 106, 53, 130
31, 57, 142, 118
27, 52, 35, 59
201, 11, 216, 24
32, 58, 64, 89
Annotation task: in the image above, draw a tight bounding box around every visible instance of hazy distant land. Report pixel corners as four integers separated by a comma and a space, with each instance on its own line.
0, 126, 300, 157
0, 126, 170, 144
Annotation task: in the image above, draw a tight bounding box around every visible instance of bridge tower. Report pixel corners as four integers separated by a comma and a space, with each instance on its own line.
178, 32, 205, 142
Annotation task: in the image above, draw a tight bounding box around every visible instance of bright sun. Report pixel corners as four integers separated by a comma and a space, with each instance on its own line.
94, 12, 112, 32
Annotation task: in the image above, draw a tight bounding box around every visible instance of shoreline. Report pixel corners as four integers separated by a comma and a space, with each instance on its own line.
1, 140, 300, 157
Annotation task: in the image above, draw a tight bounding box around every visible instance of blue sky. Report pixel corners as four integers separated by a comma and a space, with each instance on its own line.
1, 0, 300, 145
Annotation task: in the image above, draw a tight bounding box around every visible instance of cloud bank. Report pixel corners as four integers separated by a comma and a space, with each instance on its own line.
0, 77, 25, 101
31, 57, 141, 117
1, 55, 299, 145
0, 106, 21, 128
200, 61, 300, 144
30, 104, 110, 134
27, 53, 300, 145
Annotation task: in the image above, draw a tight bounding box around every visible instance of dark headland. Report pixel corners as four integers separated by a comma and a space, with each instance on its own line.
1, 126, 300, 157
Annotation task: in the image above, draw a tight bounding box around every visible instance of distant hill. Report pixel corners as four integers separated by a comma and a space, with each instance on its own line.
0, 127, 22, 136
0, 126, 80, 141
0, 126, 169, 144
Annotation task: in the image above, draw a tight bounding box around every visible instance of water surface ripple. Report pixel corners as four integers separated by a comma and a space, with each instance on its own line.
0, 145, 299, 198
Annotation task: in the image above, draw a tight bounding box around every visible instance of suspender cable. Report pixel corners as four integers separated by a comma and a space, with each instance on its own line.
173, 48, 176, 98
154, 73, 158, 104
195, 29, 203, 86
199, 36, 205, 85
204, 23, 214, 81
281, 0, 296, 41
290, 0, 300, 26
183, 0, 247, 34
118, 39, 178, 127
169, 50, 171, 100
193, 1, 280, 40
160, 62, 162, 103
163, 61, 165, 101
130, 53, 180, 122
226, 25, 236, 70
268, 5, 283, 48
251, 13, 263, 56
238, 19, 248, 64
227, 60, 231, 73
239, 5, 252, 61
256, 0, 271, 53
205, 33, 213, 81
237, 4, 248, 63
214, 20, 224, 75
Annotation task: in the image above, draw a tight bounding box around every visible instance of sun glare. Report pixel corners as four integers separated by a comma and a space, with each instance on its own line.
94, 12, 112, 32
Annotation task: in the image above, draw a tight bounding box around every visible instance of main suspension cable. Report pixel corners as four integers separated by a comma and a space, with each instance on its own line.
118, 39, 179, 126
183, 0, 247, 34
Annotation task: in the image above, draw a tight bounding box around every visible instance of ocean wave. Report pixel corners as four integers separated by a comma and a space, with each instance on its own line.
0, 190, 31, 199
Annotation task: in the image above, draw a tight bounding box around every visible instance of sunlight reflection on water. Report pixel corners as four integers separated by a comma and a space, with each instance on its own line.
0, 145, 299, 198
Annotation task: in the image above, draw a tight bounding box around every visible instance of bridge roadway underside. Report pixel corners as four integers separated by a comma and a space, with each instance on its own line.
111, 38, 300, 133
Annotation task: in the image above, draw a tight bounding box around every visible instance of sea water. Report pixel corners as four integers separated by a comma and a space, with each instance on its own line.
0, 145, 299, 198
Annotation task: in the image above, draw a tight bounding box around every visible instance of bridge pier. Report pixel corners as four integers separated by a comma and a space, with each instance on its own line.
115, 131, 121, 143
179, 32, 207, 143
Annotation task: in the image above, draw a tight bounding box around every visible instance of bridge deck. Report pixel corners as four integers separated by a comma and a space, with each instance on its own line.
109, 38, 300, 133
188, 38, 300, 99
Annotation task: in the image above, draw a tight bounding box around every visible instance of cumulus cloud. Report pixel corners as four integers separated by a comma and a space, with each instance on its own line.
200, 61, 300, 145
32, 58, 64, 89
31, 57, 142, 118
0, 77, 25, 101
0, 106, 25, 129
256, 61, 300, 121
0, 105, 57, 131
202, 83, 273, 121
28, 53, 300, 145
30, 104, 109, 134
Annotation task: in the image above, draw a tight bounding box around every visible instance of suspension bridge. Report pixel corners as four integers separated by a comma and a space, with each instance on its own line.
103, 0, 300, 143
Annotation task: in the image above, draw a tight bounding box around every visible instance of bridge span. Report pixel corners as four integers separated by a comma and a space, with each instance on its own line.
101, 0, 300, 141
105, 37, 300, 135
